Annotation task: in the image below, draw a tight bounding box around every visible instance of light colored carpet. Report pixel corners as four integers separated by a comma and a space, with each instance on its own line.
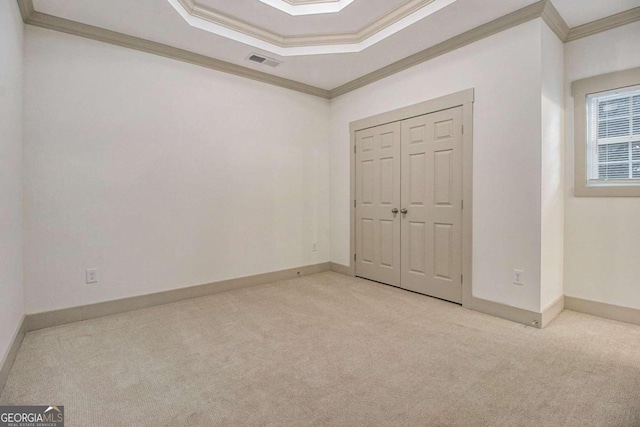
2, 272, 640, 426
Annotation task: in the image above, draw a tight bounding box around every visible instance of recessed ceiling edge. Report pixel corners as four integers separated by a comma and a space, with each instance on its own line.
167, 0, 458, 56
258, 0, 355, 16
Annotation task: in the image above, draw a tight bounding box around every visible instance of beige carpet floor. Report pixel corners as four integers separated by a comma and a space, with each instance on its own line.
1, 272, 640, 426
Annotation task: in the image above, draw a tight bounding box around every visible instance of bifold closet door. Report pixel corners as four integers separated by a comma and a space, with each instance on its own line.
400, 107, 463, 303
355, 122, 401, 287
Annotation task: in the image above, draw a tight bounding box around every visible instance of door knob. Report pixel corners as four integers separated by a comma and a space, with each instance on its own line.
391, 208, 399, 214
401, 208, 408, 214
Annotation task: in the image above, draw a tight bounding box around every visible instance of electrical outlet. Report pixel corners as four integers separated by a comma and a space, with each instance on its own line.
513, 269, 524, 286
86, 268, 99, 284
312, 242, 318, 252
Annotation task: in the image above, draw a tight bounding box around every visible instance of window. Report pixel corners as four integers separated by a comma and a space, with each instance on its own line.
573, 67, 640, 197
587, 87, 640, 183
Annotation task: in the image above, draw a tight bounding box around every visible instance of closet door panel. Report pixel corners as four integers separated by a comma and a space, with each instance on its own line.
355, 122, 401, 286
400, 107, 463, 303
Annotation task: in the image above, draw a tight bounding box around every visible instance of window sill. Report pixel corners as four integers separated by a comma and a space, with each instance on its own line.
575, 182, 640, 197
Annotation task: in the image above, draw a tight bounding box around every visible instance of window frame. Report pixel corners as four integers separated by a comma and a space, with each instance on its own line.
572, 66, 640, 197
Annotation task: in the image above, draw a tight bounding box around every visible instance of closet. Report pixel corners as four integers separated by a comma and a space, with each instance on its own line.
355, 106, 464, 303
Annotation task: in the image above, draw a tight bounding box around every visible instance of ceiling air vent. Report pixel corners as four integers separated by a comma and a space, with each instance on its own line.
247, 53, 282, 68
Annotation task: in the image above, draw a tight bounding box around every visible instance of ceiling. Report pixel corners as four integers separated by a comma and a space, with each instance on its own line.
552, 0, 639, 27
30, 0, 640, 91
165, 0, 461, 55
196, 0, 410, 35
257, 0, 356, 16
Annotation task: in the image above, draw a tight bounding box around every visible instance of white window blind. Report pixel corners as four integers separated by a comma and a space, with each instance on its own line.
586, 85, 640, 185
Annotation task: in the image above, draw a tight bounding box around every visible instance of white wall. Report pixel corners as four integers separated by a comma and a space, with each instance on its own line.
330, 19, 547, 312
540, 24, 565, 310
0, 1, 24, 363
564, 22, 640, 309
24, 27, 331, 313
22, 14, 639, 318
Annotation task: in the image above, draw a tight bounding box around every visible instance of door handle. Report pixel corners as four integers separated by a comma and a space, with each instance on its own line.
391, 208, 399, 214
401, 208, 408, 214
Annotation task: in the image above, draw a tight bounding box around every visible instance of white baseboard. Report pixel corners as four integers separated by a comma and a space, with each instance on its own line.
330, 265, 563, 329
12, 268, 639, 399
468, 297, 544, 328
565, 296, 640, 327
0, 315, 26, 398
330, 263, 351, 276
25, 262, 331, 332
461, 295, 564, 329
541, 295, 565, 328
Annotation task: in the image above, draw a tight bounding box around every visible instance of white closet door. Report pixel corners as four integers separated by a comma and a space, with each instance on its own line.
400, 107, 463, 303
355, 122, 401, 287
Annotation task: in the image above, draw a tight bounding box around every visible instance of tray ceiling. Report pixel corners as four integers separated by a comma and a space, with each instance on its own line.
196, 0, 409, 35
169, 0, 457, 56
258, 0, 355, 16
28, 0, 640, 91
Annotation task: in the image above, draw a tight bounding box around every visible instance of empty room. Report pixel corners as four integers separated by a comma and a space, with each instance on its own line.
1, 0, 640, 425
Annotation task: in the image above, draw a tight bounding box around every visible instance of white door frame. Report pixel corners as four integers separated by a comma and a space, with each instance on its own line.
349, 88, 474, 308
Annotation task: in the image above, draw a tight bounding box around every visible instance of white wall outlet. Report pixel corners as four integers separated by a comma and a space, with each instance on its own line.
513, 269, 524, 286
312, 242, 318, 252
86, 268, 99, 284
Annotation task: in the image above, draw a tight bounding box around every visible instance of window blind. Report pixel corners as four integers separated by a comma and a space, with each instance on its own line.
586, 85, 640, 184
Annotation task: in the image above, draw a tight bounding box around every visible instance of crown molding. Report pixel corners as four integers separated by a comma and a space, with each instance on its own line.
565, 6, 640, 43
330, 0, 546, 98
331, 1, 640, 98
169, 0, 455, 56
174, 0, 283, 46
16, 0, 33, 22
541, 0, 569, 41
17, 0, 330, 99
16, 0, 640, 99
